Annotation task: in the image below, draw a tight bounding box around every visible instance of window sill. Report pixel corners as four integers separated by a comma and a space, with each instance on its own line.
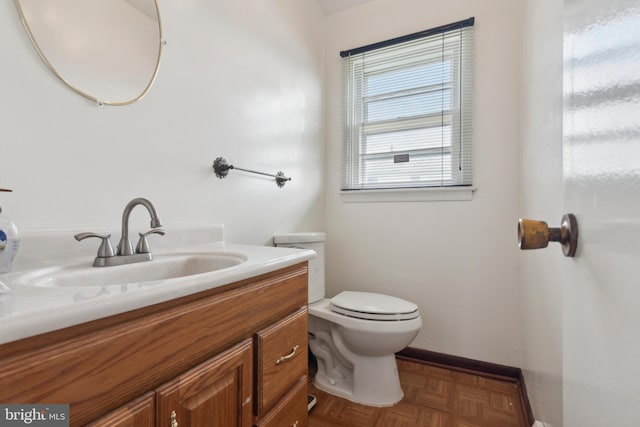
339, 187, 475, 203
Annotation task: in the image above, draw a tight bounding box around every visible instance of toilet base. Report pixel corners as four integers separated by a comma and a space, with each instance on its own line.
313, 354, 403, 407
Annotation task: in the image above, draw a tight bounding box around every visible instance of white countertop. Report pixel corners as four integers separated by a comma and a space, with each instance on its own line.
0, 226, 315, 345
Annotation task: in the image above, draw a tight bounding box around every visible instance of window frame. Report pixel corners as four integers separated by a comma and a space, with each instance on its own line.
340, 19, 474, 199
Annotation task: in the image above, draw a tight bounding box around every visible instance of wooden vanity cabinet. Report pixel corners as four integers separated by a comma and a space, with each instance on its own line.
0, 263, 309, 427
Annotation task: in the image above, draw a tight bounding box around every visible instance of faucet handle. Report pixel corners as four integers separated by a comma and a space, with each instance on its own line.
74, 232, 116, 258
135, 228, 166, 254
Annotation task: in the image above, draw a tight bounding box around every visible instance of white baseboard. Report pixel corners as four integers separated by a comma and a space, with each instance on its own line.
532, 421, 547, 427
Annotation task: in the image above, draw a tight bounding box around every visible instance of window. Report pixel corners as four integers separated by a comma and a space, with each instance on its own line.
341, 18, 474, 192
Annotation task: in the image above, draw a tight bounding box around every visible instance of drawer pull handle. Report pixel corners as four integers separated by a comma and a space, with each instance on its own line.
275, 345, 299, 365
170, 410, 178, 427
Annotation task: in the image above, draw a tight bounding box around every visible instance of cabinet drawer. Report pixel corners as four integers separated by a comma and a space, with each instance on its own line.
255, 376, 307, 427
254, 307, 308, 416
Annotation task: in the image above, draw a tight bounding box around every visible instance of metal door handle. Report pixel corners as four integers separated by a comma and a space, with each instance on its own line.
518, 213, 578, 257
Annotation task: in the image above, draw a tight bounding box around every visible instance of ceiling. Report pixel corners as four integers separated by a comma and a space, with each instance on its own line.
315, 0, 372, 15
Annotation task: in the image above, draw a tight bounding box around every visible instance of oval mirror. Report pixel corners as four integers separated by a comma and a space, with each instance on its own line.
14, 0, 163, 106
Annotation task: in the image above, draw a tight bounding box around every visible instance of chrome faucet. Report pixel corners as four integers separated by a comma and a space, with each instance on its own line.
75, 197, 165, 267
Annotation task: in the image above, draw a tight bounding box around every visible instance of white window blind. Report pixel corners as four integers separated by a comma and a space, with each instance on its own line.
341, 18, 474, 191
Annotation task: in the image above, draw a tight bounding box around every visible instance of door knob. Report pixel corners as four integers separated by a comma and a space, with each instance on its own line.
518, 213, 578, 257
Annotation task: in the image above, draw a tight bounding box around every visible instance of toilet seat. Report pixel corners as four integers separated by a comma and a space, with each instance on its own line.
329, 291, 419, 321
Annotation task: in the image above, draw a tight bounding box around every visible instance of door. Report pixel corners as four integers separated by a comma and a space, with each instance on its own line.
562, 0, 640, 425
156, 340, 253, 427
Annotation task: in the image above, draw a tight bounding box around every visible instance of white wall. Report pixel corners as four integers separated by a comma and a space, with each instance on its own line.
0, 0, 325, 246
324, 0, 524, 366
519, 0, 564, 424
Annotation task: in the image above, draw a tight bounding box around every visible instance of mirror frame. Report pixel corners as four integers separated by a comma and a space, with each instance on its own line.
14, 0, 164, 106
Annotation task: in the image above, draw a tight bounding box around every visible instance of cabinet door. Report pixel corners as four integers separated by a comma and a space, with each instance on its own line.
85, 392, 155, 427
156, 339, 253, 427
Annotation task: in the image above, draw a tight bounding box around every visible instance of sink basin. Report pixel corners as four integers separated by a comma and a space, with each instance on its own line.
17, 252, 247, 288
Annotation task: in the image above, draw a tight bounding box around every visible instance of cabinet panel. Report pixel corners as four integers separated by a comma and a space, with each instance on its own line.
255, 307, 308, 416
255, 377, 307, 427
156, 339, 253, 427
86, 392, 154, 427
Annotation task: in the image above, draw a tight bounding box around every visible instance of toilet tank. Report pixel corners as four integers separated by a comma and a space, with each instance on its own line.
273, 232, 325, 303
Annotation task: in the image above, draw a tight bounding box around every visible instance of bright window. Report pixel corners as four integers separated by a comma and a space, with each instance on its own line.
341, 18, 474, 191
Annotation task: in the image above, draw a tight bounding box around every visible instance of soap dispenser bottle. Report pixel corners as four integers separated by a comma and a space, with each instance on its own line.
0, 189, 20, 274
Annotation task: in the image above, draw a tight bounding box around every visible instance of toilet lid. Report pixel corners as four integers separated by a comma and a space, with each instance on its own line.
329, 291, 419, 321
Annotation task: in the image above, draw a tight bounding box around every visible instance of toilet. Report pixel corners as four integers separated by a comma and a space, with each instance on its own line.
274, 232, 422, 407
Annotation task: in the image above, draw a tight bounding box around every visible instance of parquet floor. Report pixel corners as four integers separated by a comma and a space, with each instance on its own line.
308, 358, 528, 427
